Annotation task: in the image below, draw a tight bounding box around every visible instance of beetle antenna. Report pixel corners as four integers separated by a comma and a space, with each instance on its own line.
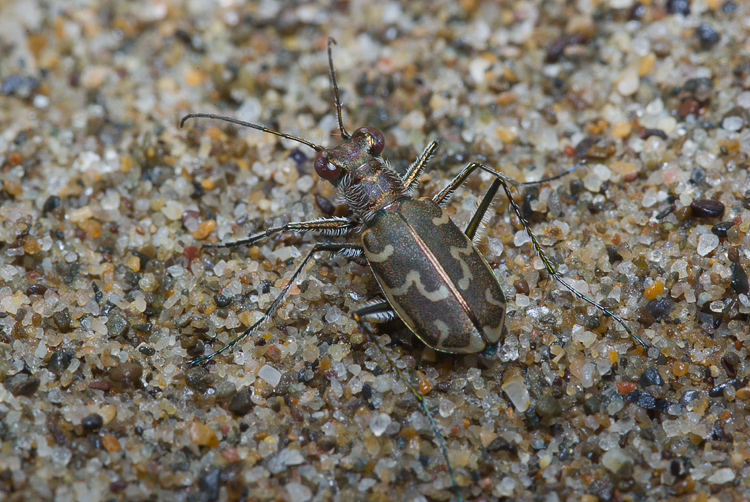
180, 113, 325, 152
327, 38, 350, 140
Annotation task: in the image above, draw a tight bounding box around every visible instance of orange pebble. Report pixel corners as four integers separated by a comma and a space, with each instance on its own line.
673, 361, 689, 377
192, 219, 216, 240
617, 381, 636, 395
644, 281, 664, 300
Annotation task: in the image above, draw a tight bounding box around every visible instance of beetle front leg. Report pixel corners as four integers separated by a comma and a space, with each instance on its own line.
202, 217, 356, 251
189, 241, 362, 366
402, 140, 440, 194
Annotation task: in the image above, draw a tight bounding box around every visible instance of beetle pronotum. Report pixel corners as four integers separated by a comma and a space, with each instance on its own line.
181, 38, 646, 501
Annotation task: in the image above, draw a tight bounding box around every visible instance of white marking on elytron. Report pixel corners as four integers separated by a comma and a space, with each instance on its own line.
448, 241, 475, 290
367, 244, 395, 263
389, 271, 452, 301
431, 209, 451, 226
485, 287, 505, 307
433, 319, 451, 338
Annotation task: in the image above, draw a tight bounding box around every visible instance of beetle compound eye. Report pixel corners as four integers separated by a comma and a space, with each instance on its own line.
314, 151, 342, 181
355, 127, 385, 155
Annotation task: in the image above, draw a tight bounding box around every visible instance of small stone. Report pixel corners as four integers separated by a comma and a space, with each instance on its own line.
616, 70, 639, 96
193, 220, 216, 240
666, 0, 690, 14
82, 414, 104, 431
640, 367, 664, 388
48, 349, 73, 375
198, 467, 221, 502
108, 361, 143, 388
696, 234, 720, 256
696, 23, 720, 50
101, 434, 121, 452
42, 195, 62, 215
106, 313, 130, 339
536, 395, 562, 418
646, 298, 673, 319
213, 292, 233, 308
228, 388, 254, 415
707, 467, 735, 484
53, 310, 72, 333
731, 263, 749, 294
4, 374, 40, 397
625, 390, 669, 411
258, 364, 282, 387
190, 421, 219, 447
690, 199, 725, 219
501, 373, 530, 412
673, 361, 689, 377
711, 221, 734, 237
370, 413, 391, 437
601, 447, 633, 478
285, 482, 312, 502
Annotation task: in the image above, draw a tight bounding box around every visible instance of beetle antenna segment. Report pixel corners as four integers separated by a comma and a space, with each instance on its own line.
326, 38, 350, 140
355, 319, 465, 502
180, 113, 325, 152
514, 160, 584, 187
493, 172, 648, 349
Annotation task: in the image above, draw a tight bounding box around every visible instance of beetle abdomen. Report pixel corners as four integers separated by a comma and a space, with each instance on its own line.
362, 198, 506, 353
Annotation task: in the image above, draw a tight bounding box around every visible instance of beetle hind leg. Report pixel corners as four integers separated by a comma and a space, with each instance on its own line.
353, 299, 398, 323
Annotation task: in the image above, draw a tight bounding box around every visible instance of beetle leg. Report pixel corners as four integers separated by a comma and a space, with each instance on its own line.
402, 140, 440, 194
352, 299, 397, 323
432, 161, 580, 207
493, 175, 648, 349
201, 217, 356, 251
354, 318, 465, 502
464, 178, 502, 241
189, 242, 361, 366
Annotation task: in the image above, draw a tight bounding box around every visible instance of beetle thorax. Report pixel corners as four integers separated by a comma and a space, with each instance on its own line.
338, 157, 405, 224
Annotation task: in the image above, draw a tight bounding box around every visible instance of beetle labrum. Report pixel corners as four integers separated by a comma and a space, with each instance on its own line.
181, 38, 647, 501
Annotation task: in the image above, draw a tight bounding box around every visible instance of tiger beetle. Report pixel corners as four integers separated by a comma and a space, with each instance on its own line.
181, 38, 647, 502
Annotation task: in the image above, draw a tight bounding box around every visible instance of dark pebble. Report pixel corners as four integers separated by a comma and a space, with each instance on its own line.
731, 262, 749, 294
678, 98, 701, 118
638, 128, 667, 140
536, 395, 562, 418
708, 379, 743, 397
690, 199, 724, 218
228, 388, 254, 415
584, 394, 603, 415
640, 367, 664, 388
110, 480, 128, 492
42, 195, 62, 214
670, 457, 691, 478
624, 390, 669, 411
315, 195, 336, 215
711, 221, 734, 237
655, 205, 676, 220
513, 279, 530, 295
524, 407, 541, 428
721, 0, 737, 13
82, 413, 104, 431
646, 298, 673, 319
1, 74, 39, 96
186, 367, 209, 393
108, 362, 143, 387
106, 313, 130, 339
214, 380, 237, 401
590, 477, 614, 501
138, 345, 156, 356
679, 389, 701, 406
132, 323, 152, 334
606, 245, 623, 263
487, 436, 514, 453
288, 148, 308, 171
88, 380, 111, 391
198, 467, 221, 502
48, 349, 74, 375
723, 351, 740, 369
52, 310, 72, 333
213, 293, 232, 308
545, 33, 589, 63
666, 0, 690, 15
696, 23, 720, 50
5, 374, 40, 397
690, 166, 706, 184
25, 284, 48, 296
